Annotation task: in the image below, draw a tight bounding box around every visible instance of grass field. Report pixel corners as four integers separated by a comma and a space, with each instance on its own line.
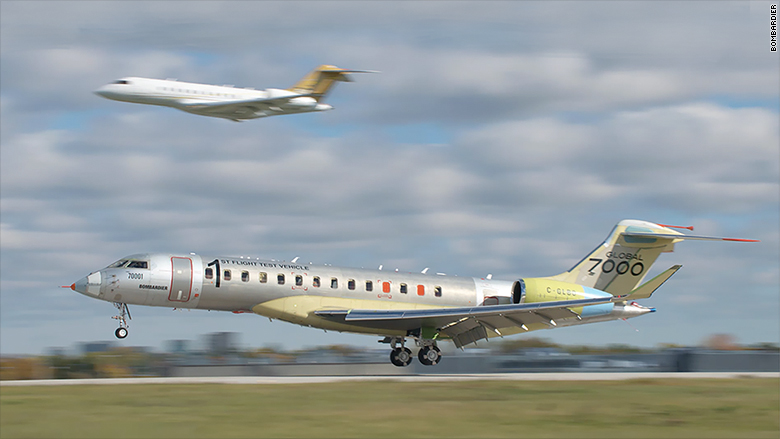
1, 378, 778, 438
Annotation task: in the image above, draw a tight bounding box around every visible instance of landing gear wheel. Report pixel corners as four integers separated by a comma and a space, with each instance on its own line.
390, 347, 413, 367
418, 345, 441, 366
115, 327, 128, 339
111, 302, 131, 339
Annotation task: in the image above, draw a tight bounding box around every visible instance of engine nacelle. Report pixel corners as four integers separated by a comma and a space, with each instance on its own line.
287, 96, 318, 108
514, 278, 611, 304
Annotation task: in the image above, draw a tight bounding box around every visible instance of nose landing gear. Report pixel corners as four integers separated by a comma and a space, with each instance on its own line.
112, 302, 131, 339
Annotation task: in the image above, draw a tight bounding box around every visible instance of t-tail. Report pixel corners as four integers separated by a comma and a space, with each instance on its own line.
547, 219, 759, 296
288, 65, 378, 101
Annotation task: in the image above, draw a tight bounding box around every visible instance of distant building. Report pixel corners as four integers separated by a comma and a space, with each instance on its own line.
165, 340, 191, 354
204, 332, 238, 355
45, 347, 66, 357
79, 341, 113, 354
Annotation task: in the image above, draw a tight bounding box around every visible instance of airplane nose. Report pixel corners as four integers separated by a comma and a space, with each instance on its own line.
72, 271, 102, 297
73, 276, 88, 294
94, 87, 109, 98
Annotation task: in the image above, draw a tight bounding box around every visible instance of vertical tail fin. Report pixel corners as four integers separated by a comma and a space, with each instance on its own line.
548, 219, 758, 295
288, 65, 377, 102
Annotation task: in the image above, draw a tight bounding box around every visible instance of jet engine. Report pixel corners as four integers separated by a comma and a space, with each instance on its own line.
513, 278, 607, 304
287, 96, 318, 108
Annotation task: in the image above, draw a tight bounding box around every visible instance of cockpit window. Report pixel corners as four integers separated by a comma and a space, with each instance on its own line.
107, 259, 148, 269
114, 80, 130, 85
108, 259, 129, 268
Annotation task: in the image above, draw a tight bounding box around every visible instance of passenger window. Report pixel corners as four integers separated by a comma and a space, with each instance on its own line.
400, 283, 407, 294
348, 279, 356, 290
435, 286, 442, 297
277, 274, 285, 285
223, 270, 232, 281
296, 275, 303, 286
331, 278, 338, 289
365, 280, 373, 292
382, 282, 390, 293
313, 276, 321, 287
241, 271, 249, 282
259, 272, 267, 283
417, 285, 425, 296
205, 267, 213, 279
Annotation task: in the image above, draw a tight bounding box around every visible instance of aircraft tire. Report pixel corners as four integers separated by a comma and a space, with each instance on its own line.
418, 346, 441, 366
390, 347, 412, 367
115, 327, 128, 339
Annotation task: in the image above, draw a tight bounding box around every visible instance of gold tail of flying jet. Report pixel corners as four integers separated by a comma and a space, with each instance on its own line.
288, 65, 378, 101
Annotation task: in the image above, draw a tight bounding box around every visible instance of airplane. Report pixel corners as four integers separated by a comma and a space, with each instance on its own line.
66, 219, 757, 367
94, 65, 377, 121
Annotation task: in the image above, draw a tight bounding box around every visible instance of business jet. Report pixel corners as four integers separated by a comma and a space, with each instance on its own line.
67, 220, 757, 366
94, 65, 377, 121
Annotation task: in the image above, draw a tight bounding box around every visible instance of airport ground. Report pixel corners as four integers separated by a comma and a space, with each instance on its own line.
1, 376, 778, 438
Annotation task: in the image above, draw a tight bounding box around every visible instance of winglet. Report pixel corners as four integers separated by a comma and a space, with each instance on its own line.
615, 265, 682, 301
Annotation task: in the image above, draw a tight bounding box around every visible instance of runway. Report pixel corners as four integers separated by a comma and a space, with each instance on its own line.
2, 372, 777, 386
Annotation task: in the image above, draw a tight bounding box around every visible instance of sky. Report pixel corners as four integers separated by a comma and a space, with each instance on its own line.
1, 1, 778, 356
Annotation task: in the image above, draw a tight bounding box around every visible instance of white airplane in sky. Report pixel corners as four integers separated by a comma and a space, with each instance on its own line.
94, 65, 376, 121
67, 220, 757, 366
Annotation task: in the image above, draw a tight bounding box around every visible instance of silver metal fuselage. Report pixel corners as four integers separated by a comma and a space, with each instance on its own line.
72, 253, 649, 338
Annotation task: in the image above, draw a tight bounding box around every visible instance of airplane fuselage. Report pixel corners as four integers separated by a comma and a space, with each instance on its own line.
95, 77, 332, 120
72, 252, 645, 338
70, 220, 756, 366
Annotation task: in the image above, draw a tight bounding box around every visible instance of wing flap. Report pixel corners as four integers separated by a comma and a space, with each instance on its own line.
447, 326, 489, 349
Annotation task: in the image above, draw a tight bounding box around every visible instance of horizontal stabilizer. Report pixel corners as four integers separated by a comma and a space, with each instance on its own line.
319, 69, 380, 74
617, 265, 682, 301
623, 231, 760, 243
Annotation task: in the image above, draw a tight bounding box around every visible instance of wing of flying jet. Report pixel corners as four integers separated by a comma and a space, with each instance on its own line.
177, 93, 313, 117
315, 296, 618, 348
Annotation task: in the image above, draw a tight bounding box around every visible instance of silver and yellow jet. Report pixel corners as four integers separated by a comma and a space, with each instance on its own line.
94, 65, 377, 121
67, 220, 757, 367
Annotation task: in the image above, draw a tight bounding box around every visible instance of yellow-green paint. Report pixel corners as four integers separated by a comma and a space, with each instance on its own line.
522, 277, 586, 303
252, 295, 451, 336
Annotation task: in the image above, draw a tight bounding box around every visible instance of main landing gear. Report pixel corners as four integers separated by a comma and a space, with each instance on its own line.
390, 346, 413, 367
112, 302, 131, 339
383, 336, 442, 367
387, 336, 413, 366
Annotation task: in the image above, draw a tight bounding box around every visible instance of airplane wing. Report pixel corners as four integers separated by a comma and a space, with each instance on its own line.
315, 296, 617, 348
177, 94, 310, 113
